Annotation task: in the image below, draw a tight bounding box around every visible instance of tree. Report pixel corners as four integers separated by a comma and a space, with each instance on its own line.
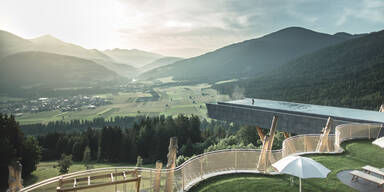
0, 114, 41, 190
58, 154, 72, 174
180, 139, 194, 157
189, 115, 202, 143
236, 126, 260, 146
82, 146, 92, 169
21, 136, 42, 177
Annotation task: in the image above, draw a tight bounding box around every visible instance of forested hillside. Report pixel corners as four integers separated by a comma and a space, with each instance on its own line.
0, 51, 119, 90
140, 57, 182, 72
214, 30, 384, 109
0, 30, 138, 78
35, 115, 239, 163
104, 48, 163, 68
140, 27, 354, 82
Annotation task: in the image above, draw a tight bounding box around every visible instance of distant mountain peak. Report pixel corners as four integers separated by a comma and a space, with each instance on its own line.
105, 48, 162, 56
31, 34, 63, 43
103, 48, 164, 68
333, 32, 353, 39
262, 27, 322, 39
279, 26, 311, 31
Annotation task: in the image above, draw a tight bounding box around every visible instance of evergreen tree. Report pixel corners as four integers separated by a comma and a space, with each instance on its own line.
58, 154, 72, 174
0, 114, 41, 190
82, 146, 92, 169
21, 136, 42, 177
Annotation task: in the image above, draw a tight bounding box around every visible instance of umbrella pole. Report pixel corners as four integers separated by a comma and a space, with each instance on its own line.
299, 178, 302, 192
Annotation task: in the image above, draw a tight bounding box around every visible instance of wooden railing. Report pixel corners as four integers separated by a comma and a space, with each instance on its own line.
21, 123, 383, 192
56, 170, 140, 192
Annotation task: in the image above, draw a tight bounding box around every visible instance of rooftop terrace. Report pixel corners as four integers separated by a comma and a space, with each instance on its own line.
207, 98, 384, 134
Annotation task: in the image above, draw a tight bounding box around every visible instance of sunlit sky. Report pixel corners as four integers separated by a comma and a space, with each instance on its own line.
1, 0, 384, 57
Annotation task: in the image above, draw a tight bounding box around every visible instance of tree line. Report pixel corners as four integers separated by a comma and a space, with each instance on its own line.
1, 113, 286, 190
21, 116, 136, 135
36, 115, 246, 164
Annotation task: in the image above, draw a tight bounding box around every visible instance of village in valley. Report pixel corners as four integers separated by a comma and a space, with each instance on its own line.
0, 95, 111, 115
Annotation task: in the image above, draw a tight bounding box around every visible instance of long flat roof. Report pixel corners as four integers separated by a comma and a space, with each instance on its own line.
221, 98, 384, 123
207, 98, 384, 134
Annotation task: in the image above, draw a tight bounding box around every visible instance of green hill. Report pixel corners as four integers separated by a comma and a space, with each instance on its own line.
0, 51, 119, 89
140, 27, 354, 82
140, 56, 183, 72
0, 30, 138, 78
31, 35, 112, 62
0, 30, 33, 58
214, 30, 384, 109
31, 35, 138, 77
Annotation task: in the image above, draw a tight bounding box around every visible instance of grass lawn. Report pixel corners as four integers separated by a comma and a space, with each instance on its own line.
189, 140, 384, 192
23, 161, 154, 187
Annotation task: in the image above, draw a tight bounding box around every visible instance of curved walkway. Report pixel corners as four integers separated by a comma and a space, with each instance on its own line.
21, 123, 383, 192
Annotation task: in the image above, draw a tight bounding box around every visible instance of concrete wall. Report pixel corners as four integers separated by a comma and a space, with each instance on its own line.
206, 102, 378, 134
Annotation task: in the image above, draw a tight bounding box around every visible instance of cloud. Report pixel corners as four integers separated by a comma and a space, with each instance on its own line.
335, 0, 384, 27
1, 0, 383, 57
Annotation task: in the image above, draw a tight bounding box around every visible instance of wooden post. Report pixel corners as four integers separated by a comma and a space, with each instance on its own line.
200, 156, 203, 179
181, 168, 185, 191
8, 161, 23, 192
304, 135, 314, 152
256, 126, 265, 145
136, 175, 141, 192
283, 132, 296, 155
283, 132, 290, 139
153, 161, 162, 192
57, 176, 63, 192
235, 150, 238, 169
316, 117, 333, 152
257, 116, 278, 171
165, 137, 177, 192
268, 116, 278, 148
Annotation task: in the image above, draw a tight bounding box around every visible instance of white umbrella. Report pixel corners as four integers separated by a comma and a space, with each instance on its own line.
272, 155, 331, 192
373, 137, 384, 148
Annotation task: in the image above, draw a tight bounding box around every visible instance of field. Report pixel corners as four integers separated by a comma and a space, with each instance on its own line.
15, 83, 230, 125
189, 140, 384, 192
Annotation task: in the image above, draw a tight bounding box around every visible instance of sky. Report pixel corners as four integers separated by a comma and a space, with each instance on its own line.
1, 0, 384, 58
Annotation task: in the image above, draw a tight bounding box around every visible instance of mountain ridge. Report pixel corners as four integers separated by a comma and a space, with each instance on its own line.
104, 48, 164, 68
214, 29, 384, 109
0, 51, 119, 89
139, 27, 356, 82
0, 30, 141, 77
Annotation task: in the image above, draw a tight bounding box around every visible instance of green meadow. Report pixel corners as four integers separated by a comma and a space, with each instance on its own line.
16, 83, 230, 125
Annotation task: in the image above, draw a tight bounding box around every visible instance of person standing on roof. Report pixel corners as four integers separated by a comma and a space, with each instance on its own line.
252, 98, 255, 105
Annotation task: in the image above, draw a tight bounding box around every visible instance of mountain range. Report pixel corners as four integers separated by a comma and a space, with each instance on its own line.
0, 51, 118, 89
0, 30, 178, 91
1, 27, 383, 109
140, 27, 359, 82
213, 29, 384, 109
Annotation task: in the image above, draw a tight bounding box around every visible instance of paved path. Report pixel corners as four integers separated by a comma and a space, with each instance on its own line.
337, 170, 383, 192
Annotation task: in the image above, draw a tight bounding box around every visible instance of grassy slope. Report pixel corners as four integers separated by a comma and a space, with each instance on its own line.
190, 140, 384, 192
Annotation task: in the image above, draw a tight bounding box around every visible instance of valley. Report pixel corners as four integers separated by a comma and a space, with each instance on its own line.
2, 1, 384, 192
9, 82, 229, 125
